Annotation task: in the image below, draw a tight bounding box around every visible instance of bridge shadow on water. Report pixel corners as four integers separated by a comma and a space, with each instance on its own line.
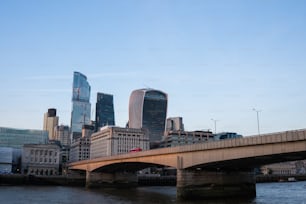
88, 186, 256, 204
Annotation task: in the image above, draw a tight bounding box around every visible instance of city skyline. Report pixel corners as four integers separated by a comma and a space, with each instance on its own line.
0, 1, 306, 136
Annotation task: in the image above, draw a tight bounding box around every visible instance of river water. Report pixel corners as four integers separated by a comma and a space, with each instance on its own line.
1, 181, 306, 204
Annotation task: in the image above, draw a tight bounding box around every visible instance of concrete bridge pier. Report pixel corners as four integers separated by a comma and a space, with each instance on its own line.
86, 171, 138, 188
176, 169, 256, 200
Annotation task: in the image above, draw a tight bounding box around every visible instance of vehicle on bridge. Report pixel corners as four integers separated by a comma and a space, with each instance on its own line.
129, 147, 142, 153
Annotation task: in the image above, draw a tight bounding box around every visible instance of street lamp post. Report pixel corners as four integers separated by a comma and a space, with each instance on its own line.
253, 108, 261, 136
211, 119, 218, 134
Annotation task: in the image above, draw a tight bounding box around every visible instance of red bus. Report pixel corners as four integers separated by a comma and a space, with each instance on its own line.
129, 147, 142, 153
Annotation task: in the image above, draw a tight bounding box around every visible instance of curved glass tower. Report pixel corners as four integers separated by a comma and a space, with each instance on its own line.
70, 72, 91, 141
129, 88, 167, 148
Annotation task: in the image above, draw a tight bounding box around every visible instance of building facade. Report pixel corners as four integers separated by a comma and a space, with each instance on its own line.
69, 137, 91, 162
43, 108, 59, 140
69, 125, 94, 162
0, 127, 48, 149
166, 117, 184, 132
261, 160, 306, 175
54, 125, 70, 146
162, 130, 214, 147
22, 144, 61, 176
0, 147, 13, 173
90, 126, 149, 159
129, 88, 168, 148
95, 92, 115, 131
213, 132, 242, 140
70, 71, 91, 141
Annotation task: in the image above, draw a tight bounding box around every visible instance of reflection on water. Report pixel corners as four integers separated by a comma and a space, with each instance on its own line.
1, 181, 306, 204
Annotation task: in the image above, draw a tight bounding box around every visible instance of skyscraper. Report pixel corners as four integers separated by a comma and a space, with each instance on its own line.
129, 88, 168, 148
43, 108, 59, 140
70, 71, 91, 141
95, 92, 115, 131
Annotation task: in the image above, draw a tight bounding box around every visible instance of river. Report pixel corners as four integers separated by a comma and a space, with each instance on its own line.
1, 181, 306, 204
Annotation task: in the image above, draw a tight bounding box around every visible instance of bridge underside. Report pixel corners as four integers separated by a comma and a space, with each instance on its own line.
190, 151, 306, 171
92, 162, 165, 173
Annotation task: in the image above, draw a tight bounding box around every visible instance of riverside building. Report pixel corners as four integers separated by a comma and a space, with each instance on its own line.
90, 126, 149, 159
69, 125, 94, 162
22, 144, 61, 176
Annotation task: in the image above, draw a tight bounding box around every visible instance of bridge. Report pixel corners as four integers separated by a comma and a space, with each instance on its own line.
68, 129, 306, 199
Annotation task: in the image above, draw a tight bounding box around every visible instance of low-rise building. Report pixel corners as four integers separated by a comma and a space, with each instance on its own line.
69, 137, 91, 162
161, 130, 214, 147
90, 126, 149, 159
214, 132, 242, 140
22, 144, 61, 176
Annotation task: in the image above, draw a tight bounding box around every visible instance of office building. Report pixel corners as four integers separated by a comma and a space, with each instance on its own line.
70, 71, 91, 141
161, 130, 214, 147
129, 88, 168, 148
54, 125, 70, 146
43, 108, 59, 140
0, 127, 48, 149
21, 144, 61, 175
95, 92, 115, 131
69, 125, 94, 162
166, 117, 184, 131
213, 132, 242, 140
90, 126, 149, 159
0, 127, 48, 173
0, 147, 14, 173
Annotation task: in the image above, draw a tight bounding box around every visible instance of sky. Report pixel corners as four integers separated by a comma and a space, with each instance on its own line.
0, 0, 305, 136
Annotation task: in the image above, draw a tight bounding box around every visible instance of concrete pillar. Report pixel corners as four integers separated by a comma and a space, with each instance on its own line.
177, 169, 256, 200
86, 171, 138, 188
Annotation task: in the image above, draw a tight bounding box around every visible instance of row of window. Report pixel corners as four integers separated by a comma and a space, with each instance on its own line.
29, 157, 57, 163
30, 149, 57, 156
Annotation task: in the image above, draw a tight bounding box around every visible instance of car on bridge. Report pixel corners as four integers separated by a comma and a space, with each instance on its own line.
129, 147, 142, 153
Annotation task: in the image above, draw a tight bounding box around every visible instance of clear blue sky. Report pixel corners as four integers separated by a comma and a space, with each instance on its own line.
0, 0, 305, 136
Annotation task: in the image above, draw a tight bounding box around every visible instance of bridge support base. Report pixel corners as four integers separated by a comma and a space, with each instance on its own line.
177, 169, 256, 200
86, 171, 138, 188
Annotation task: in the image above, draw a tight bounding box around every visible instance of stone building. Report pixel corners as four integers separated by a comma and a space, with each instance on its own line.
90, 126, 149, 159
69, 125, 94, 162
161, 130, 214, 147
22, 144, 61, 176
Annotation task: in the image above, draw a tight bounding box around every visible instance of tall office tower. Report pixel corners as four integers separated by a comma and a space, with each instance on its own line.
166, 117, 184, 132
129, 88, 168, 148
43, 108, 59, 140
95, 92, 115, 131
70, 71, 91, 141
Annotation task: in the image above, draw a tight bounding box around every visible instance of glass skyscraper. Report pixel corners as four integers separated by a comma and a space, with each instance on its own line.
129, 88, 168, 148
95, 92, 115, 131
70, 72, 91, 141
